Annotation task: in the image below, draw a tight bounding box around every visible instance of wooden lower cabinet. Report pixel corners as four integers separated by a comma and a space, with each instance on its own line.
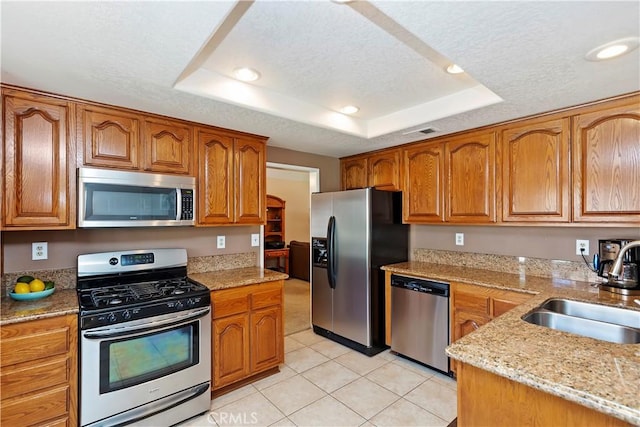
211, 281, 284, 391
0, 314, 78, 427
456, 362, 631, 427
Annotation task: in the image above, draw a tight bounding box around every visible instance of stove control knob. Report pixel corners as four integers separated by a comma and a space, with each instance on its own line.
175, 301, 184, 310
122, 310, 131, 320
186, 298, 196, 307
107, 313, 117, 323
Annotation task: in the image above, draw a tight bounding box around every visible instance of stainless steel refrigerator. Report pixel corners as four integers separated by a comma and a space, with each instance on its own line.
311, 188, 408, 356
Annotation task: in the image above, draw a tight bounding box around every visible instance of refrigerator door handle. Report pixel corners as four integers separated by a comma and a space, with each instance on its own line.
327, 216, 337, 288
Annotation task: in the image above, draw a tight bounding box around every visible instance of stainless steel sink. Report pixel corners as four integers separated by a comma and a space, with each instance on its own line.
522, 299, 640, 344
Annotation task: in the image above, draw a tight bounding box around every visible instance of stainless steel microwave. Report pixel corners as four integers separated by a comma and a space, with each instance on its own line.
77, 167, 195, 228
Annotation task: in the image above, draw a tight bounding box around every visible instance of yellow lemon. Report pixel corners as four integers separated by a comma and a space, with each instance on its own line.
14, 283, 30, 294
29, 279, 45, 292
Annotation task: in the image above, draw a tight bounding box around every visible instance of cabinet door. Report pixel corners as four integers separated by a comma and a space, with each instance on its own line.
446, 132, 497, 223
212, 314, 250, 389
143, 117, 192, 174
573, 99, 640, 223
452, 310, 490, 343
250, 306, 284, 373
402, 142, 445, 223
2, 91, 75, 229
235, 137, 266, 224
78, 104, 141, 170
341, 157, 368, 190
197, 130, 234, 224
368, 150, 401, 191
501, 118, 570, 222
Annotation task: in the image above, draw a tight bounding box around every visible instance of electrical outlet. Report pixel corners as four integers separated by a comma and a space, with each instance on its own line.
217, 236, 226, 249
576, 239, 589, 256
455, 233, 464, 246
251, 233, 260, 247
32, 242, 48, 260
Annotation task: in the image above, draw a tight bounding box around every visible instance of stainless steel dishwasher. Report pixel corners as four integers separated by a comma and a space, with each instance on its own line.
390, 274, 450, 374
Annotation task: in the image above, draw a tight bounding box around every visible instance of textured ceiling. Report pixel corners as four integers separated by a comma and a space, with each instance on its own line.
2, 1, 639, 158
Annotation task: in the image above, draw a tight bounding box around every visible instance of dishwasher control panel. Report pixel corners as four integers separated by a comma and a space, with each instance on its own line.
391, 274, 449, 296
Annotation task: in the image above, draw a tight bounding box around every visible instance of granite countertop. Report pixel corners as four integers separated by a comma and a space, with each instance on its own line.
1, 267, 288, 325
1, 288, 79, 326
383, 262, 640, 425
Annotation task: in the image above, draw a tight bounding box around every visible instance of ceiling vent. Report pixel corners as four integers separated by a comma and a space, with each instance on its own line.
403, 126, 438, 136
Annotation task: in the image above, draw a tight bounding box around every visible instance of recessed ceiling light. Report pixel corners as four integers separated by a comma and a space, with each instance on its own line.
340, 105, 359, 115
233, 67, 260, 82
585, 37, 639, 61
446, 64, 464, 74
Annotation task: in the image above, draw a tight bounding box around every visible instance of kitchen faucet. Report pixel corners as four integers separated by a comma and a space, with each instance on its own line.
607, 240, 640, 281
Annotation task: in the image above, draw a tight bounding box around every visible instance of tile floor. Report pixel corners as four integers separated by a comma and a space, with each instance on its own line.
179, 330, 457, 427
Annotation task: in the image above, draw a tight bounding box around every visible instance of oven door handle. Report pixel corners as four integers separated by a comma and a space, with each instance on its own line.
83, 307, 210, 339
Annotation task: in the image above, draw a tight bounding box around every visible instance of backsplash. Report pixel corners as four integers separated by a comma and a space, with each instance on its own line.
2, 252, 259, 295
412, 249, 600, 283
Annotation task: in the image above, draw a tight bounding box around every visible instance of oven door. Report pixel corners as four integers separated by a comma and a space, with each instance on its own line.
80, 307, 211, 427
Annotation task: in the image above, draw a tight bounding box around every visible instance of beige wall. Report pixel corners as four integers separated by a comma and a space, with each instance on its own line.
267, 172, 310, 244
410, 225, 640, 263
2, 226, 259, 272
267, 146, 340, 192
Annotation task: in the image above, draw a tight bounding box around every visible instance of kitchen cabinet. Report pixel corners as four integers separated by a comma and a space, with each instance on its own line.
456, 362, 629, 427
0, 314, 78, 427
501, 118, 570, 222
341, 156, 368, 190
445, 131, 497, 223
197, 129, 267, 225
572, 96, 640, 224
211, 281, 284, 392
142, 116, 193, 174
2, 88, 76, 230
77, 103, 142, 170
402, 141, 445, 223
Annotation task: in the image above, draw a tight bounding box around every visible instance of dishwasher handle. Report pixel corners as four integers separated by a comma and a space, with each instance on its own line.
390, 275, 449, 297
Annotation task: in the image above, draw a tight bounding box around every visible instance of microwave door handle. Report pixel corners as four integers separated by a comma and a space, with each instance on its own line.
176, 188, 182, 221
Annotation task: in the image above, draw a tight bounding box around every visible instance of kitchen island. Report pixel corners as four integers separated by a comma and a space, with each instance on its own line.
382, 261, 640, 426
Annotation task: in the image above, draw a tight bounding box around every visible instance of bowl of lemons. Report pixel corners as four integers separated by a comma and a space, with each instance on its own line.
9, 276, 55, 301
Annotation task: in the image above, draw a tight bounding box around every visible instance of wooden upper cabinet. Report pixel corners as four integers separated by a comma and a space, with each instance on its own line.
445, 131, 497, 223
368, 149, 402, 191
573, 98, 640, 223
341, 157, 368, 190
235, 137, 266, 224
197, 129, 234, 225
501, 118, 570, 222
2, 89, 75, 229
143, 117, 193, 174
402, 142, 445, 223
196, 130, 266, 225
78, 104, 141, 170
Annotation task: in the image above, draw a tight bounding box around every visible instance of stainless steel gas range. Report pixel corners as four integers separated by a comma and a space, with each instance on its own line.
77, 248, 211, 427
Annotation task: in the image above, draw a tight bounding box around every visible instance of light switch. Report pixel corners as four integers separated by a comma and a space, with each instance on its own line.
217, 236, 225, 249
251, 234, 260, 247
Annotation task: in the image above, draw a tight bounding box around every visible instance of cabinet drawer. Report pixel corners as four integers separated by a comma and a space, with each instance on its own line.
1, 385, 69, 426
454, 291, 490, 315
212, 289, 250, 319
252, 285, 282, 309
1, 325, 70, 367
1, 356, 69, 399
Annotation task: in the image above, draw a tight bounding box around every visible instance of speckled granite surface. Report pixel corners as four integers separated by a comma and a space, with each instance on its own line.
189, 267, 288, 291
0, 288, 78, 326
187, 252, 258, 274
383, 261, 640, 425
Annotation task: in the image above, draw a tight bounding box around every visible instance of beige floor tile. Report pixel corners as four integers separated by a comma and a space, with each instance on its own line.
288, 395, 366, 427
332, 377, 399, 419
252, 365, 297, 391
302, 360, 360, 393
334, 350, 389, 376
177, 412, 216, 426
261, 374, 327, 416
285, 346, 330, 373
404, 379, 457, 422
368, 398, 448, 427
430, 371, 458, 390
288, 329, 325, 346
211, 385, 259, 410
210, 392, 285, 427
285, 336, 306, 353
391, 356, 437, 378
269, 417, 296, 426
310, 339, 352, 359
366, 362, 427, 396
377, 349, 400, 362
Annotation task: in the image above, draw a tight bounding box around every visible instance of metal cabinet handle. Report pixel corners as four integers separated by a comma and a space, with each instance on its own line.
471, 321, 479, 330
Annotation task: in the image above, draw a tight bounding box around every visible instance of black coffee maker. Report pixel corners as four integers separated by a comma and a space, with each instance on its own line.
597, 239, 640, 287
